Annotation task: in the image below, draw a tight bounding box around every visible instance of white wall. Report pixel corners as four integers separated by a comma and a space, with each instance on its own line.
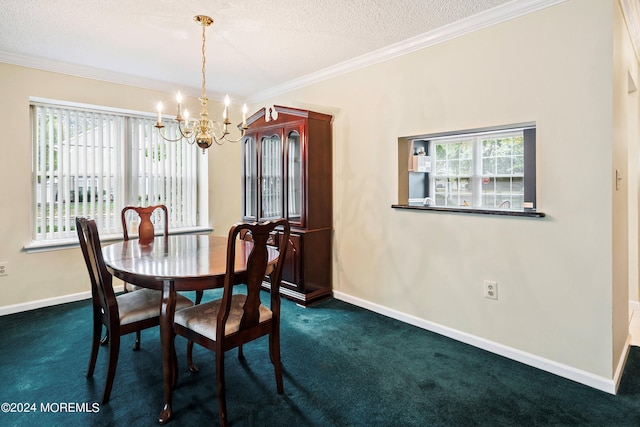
247, 0, 623, 381
613, 0, 638, 372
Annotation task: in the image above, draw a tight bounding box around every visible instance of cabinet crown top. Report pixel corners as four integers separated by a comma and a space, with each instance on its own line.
242, 105, 333, 130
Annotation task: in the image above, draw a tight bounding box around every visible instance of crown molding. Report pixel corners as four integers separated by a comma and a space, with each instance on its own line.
620, 0, 640, 62
0, 50, 182, 93
248, 0, 567, 103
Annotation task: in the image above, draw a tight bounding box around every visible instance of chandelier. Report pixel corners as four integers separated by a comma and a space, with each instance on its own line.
155, 15, 248, 153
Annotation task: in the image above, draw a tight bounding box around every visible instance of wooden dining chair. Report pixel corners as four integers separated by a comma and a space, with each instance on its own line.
173, 219, 290, 426
121, 204, 168, 297
119, 205, 168, 349
121, 204, 168, 243
76, 216, 194, 404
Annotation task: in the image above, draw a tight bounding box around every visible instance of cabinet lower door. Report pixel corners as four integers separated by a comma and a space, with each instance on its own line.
275, 229, 332, 306
280, 233, 301, 291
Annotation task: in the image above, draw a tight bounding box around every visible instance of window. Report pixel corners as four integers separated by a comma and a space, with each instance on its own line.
397, 123, 540, 216
29, 99, 204, 249
432, 137, 474, 207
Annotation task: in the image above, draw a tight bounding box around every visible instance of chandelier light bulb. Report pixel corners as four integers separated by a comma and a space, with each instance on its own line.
156, 102, 163, 125
242, 104, 248, 127
176, 92, 183, 120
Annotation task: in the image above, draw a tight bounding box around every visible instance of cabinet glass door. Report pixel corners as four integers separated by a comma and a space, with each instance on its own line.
243, 135, 257, 219
260, 134, 283, 219
287, 130, 302, 223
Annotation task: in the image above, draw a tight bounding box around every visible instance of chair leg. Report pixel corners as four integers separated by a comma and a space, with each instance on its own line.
125, 267, 138, 356
87, 317, 102, 378
187, 340, 199, 373
186, 290, 204, 372
216, 352, 228, 427
132, 331, 141, 351
270, 331, 284, 394
238, 345, 244, 360
171, 339, 179, 388
102, 333, 120, 404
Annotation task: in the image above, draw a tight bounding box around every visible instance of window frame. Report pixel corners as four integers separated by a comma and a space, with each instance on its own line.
394, 122, 543, 218
26, 98, 210, 253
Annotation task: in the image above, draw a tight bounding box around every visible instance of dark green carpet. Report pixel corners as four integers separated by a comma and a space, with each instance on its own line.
2, 291, 640, 426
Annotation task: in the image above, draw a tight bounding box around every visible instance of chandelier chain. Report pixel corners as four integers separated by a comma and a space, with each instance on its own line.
201, 23, 206, 99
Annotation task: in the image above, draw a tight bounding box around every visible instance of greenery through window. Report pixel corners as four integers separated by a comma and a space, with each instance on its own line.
433, 138, 473, 207
480, 133, 524, 209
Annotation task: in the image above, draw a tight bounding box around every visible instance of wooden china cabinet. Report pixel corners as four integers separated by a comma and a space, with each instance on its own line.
241, 105, 332, 306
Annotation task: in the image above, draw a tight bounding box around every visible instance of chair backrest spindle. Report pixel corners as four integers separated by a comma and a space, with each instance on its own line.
121, 205, 169, 243
76, 217, 118, 328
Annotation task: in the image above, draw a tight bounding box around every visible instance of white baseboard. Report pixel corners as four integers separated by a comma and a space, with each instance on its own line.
333, 290, 620, 395
0, 285, 125, 316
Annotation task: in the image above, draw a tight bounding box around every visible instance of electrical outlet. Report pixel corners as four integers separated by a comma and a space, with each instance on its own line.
484, 280, 498, 300
0, 262, 7, 277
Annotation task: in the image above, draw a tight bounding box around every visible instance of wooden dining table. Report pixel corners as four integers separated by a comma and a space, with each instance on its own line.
102, 233, 279, 424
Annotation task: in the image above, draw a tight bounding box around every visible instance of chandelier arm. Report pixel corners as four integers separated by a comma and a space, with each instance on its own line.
206, 120, 230, 142
212, 131, 246, 144
156, 126, 194, 144
177, 123, 194, 140
156, 126, 192, 143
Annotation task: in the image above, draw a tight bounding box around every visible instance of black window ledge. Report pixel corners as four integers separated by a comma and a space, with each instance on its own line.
392, 204, 545, 218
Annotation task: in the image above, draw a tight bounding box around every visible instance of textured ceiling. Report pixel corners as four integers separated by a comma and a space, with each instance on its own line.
1, 0, 536, 101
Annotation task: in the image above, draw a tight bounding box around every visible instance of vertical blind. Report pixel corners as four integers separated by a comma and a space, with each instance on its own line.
31, 102, 199, 243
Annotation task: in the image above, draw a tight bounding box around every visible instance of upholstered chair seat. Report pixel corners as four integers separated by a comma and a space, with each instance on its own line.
118, 288, 193, 326
174, 294, 272, 340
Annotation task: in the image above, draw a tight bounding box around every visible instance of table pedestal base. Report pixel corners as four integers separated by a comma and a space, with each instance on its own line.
159, 279, 177, 424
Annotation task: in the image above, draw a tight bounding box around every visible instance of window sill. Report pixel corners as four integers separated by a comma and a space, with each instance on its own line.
23, 226, 214, 253
391, 204, 546, 218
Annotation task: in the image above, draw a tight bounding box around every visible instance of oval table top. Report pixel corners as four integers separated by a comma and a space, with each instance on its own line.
102, 233, 279, 291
